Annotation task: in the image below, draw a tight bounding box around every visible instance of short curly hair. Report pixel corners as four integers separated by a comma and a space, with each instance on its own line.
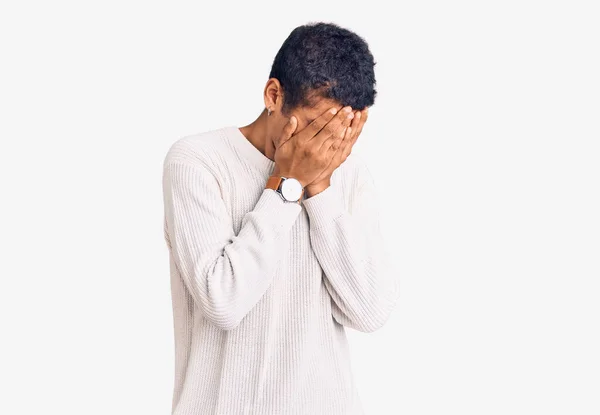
269, 22, 377, 116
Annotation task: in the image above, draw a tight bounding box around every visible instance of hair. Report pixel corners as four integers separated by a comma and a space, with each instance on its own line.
268, 22, 377, 115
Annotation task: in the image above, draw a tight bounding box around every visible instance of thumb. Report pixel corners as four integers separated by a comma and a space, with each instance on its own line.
276, 116, 297, 147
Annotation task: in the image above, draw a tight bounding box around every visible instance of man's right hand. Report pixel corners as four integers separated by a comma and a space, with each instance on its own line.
272, 106, 355, 187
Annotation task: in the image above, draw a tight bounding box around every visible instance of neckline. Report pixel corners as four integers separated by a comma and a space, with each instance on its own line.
224, 125, 275, 174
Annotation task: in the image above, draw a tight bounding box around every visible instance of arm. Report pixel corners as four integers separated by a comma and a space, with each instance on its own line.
163, 161, 302, 330
302, 163, 400, 332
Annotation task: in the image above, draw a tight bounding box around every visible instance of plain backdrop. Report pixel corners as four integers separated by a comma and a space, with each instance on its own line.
1, 1, 598, 414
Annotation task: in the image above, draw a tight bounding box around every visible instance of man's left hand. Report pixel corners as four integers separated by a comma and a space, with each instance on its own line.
304, 107, 369, 198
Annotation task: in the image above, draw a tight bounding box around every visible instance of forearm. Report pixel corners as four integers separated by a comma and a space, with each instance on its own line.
303, 183, 400, 332
165, 163, 302, 330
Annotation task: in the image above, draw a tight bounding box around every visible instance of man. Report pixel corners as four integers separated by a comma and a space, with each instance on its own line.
162, 22, 400, 415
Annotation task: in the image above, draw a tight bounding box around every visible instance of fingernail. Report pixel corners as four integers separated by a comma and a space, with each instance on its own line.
343, 106, 352, 113
330, 108, 338, 114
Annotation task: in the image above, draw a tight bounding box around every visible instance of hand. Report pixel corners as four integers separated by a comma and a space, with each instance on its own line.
272, 105, 355, 187
304, 107, 369, 198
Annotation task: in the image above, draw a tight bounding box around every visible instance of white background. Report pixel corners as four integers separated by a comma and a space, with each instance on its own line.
1, 1, 598, 414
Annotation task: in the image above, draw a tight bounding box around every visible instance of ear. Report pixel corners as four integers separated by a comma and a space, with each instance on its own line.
263, 78, 284, 113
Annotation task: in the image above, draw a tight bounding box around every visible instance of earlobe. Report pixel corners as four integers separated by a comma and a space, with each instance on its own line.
263, 78, 285, 113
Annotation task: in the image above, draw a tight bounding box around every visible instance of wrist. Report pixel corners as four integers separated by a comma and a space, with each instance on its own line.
271, 166, 308, 188
304, 179, 331, 198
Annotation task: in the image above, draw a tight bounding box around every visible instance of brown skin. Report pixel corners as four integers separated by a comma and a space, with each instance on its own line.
271, 104, 353, 187
239, 78, 369, 198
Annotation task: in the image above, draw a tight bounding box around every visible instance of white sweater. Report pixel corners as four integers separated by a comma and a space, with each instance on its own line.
162, 125, 400, 415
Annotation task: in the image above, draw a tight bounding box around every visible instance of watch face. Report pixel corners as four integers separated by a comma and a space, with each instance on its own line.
280, 178, 303, 201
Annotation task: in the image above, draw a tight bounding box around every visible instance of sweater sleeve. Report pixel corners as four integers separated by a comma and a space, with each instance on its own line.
302, 165, 400, 333
163, 161, 302, 330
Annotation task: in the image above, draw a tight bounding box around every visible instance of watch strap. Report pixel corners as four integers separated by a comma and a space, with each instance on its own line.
265, 175, 283, 192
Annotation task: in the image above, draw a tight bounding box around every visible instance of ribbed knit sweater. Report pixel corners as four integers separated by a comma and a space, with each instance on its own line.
162, 125, 400, 415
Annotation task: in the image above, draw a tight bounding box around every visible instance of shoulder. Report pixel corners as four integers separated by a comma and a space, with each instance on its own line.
163, 126, 231, 170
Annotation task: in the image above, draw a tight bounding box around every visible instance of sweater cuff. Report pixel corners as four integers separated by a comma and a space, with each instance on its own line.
302, 185, 346, 231
254, 188, 303, 232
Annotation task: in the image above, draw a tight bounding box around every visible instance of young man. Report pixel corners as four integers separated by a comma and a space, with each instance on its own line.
162, 22, 400, 415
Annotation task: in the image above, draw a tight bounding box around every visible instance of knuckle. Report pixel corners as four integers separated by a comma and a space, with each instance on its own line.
324, 124, 336, 135
312, 120, 325, 131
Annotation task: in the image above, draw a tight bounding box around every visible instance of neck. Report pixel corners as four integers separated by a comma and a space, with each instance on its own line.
239, 110, 275, 161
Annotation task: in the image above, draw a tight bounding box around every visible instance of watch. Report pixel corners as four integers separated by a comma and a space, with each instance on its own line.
265, 175, 305, 204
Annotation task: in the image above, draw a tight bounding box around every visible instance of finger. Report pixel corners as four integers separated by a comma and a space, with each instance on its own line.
341, 126, 355, 158
342, 144, 353, 160
320, 117, 351, 154
347, 107, 368, 148
333, 124, 352, 151
350, 110, 361, 131
354, 107, 369, 138
298, 107, 341, 143
346, 110, 360, 142
274, 116, 298, 148
328, 126, 349, 153
311, 106, 353, 146
324, 126, 352, 170
318, 108, 354, 151
343, 125, 353, 144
